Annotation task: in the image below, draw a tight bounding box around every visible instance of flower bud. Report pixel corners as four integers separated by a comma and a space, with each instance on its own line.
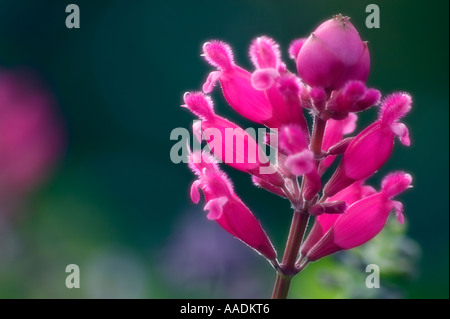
296, 15, 370, 91
309, 200, 347, 216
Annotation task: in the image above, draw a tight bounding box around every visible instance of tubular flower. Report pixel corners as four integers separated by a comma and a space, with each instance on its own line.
249, 36, 309, 131
300, 180, 376, 257
182, 92, 284, 187
324, 93, 412, 197
202, 41, 274, 125
304, 172, 412, 262
189, 151, 277, 260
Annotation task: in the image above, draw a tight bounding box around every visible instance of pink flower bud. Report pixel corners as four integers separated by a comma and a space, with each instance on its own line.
309, 200, 347, 216
188, 151, 277, 260
296, 15, 370, 91
332, 81, 366, 112
309, 87, 327, 112
326, 81, 380, 118
351, 87, 381, 112
326, 137, 354, 156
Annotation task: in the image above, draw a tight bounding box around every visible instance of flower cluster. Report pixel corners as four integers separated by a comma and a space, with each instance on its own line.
181, 15, 412, 274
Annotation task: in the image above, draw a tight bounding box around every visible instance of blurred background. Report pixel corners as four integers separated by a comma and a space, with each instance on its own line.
0, 0, 448, 298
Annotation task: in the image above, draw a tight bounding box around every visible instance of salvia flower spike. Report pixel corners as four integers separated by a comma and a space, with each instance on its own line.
180, 14, 413, 299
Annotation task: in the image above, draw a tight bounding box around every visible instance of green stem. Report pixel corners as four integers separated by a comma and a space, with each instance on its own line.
271, 274, 292, 299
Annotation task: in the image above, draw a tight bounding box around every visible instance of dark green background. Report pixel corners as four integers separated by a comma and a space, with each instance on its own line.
0, 0, 448, 298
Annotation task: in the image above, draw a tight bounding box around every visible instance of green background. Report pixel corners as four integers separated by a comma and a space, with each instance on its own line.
0, 0, 448, 298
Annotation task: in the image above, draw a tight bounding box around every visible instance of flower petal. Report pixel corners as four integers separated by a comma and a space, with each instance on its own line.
190, 180, 201, 204
204, 196, 228, 220
285, 150, 315, 176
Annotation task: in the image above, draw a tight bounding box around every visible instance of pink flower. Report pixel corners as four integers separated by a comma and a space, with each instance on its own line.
189, 151, 277, 260
203, 39, 309, 131
325, 81, 381, 119
249, 37, 309, 131
182, 92, 284, 187
202, 41, 274, 125
296, 14, 370, 91
304, 172, 412, 261
0, 70, 64, 206
324, 92, 412, 197
300, 180, 376, 257
330, 81, 381, 113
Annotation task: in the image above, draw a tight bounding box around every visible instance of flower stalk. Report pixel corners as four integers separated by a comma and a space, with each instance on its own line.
272, 210, 309, 298
180, 14, 413, 299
